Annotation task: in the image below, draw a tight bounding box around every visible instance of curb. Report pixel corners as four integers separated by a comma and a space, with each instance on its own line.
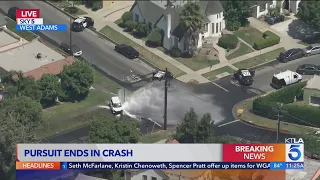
44, 0, 159, 72
232, 99, 296, 135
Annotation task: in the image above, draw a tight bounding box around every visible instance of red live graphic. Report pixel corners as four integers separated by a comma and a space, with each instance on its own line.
16, 9, 40, 18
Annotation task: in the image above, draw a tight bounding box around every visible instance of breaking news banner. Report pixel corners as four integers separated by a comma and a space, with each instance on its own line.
15, 140, 304, 171
15, 8, 67, 31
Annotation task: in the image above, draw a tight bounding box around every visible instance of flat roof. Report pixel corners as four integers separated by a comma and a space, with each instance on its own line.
0, 40, 64, 73
0, 30, 18, 47
306, 75, 320, 90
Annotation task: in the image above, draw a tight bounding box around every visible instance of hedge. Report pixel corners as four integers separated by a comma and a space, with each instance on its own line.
170, 46, 181, 57
147, 28, 162, 47
253, 31, 280, 50
252, 81, 307, 120
284, 104, 320, 126
217, 34, 238, 49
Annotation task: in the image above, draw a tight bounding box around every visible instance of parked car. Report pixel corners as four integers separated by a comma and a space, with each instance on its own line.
233, 69, 255, 85
71, 17, 94, 32
304, 43, 320, 56
152, 71, 166, 81
277, 48, 305, 63
296, 64, 320, 75
271, 70, 302, 89
60, 43, 82, 56
115, 44, 139, 59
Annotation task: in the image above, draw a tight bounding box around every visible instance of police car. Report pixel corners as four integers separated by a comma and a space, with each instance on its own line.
233, 69, 255, 85
71, 17, 94, 32
271, 70, 302, 89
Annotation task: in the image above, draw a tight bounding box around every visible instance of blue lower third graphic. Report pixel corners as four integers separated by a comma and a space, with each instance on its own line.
16, 24, 67, 31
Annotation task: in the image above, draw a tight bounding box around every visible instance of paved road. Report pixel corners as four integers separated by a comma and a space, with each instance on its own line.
0, 1, 152, 80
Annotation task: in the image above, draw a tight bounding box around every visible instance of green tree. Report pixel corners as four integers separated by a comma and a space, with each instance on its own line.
121, 11, 133, 23
147, 28, 162, 47
134, 23, 149, 37
174, 108, 199, 143
196, 113, 214, 143
89, 116, 141, 143
38, 74, 61, 107
179, 2, 204, 55
223, 0, 251, 30
124, 20, 136, 32
0, 112, 38, 180
60, 61, 94, 101
303, 134, 320, 155
16, 76, 42, 101
297, 1, 320, 30
0, 96, 43, 128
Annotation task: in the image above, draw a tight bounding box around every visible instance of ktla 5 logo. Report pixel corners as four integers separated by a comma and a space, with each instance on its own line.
288, 145, 302, 161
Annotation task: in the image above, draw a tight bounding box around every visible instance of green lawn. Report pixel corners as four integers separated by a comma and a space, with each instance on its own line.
63, 6, 87, 16
115, 18, 123, 25
234, 26, 264, 46
203, 66, 235, 81
99, 25, 185, 77
50, 0, 71, 8
233, 47, 286, 69
236, 99, 316, 135
226, 42, 254, 60
175, 56, 219, 71
5, 18, 38, 41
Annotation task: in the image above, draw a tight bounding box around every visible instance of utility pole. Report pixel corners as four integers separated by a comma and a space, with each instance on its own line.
274, 103, 286, 143
164, 68, 168, 130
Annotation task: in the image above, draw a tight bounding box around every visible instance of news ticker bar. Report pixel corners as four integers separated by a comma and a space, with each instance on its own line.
16, 24, 67, 31
16, 162, 304, 170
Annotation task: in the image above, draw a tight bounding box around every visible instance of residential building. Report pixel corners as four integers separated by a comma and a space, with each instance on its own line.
130, 0, 225, 52
0, 14, 6, 29
303, 75, 320, 106
0, 39, 74, 80
251, 0, 301, 18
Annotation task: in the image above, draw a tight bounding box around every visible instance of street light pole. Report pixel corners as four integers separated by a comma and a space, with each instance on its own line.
164, 68, 168, 130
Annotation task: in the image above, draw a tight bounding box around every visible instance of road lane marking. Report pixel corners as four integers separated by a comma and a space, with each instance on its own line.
230, 80, 240, 86
211, 81, 229, 92
218, 119, 240, 127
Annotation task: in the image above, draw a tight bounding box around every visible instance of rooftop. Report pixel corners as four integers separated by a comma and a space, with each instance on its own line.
13, 56, 74, 80
0, 40, 64, 73
0, 30, 19, 48
305, 75, 320, 90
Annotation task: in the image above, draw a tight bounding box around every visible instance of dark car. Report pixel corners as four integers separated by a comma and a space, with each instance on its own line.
60, 43, 82, 56
84, 16, 94, 27
296, 64, 320, 75
277, 48, 305, 63
233, 69, 255, 85
115, 44, 139, 59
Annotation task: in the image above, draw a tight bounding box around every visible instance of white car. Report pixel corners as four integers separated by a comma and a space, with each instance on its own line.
152, 71, 165, 81
271, 70, 302, 89
109, 96, 123, 114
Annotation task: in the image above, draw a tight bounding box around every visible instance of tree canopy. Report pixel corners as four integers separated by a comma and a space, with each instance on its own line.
89, 115, 141, 143
297, 1, 320, 30
179, 2, 204, 55
0, 96, 43, 128
0, 112, 38, 180
223, 0, 252, 31
60, 61, 94, 101
38, 74, 61, 107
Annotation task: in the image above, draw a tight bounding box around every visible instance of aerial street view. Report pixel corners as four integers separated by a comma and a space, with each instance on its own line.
0, 0, 319, 180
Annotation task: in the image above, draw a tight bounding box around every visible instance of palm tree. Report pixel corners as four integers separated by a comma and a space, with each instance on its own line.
179, 2, 204, 56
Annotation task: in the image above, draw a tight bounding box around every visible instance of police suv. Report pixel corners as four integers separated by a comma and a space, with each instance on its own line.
271, 70, 302, 89
71, 17, 94, 32
233, 69, 255, 85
